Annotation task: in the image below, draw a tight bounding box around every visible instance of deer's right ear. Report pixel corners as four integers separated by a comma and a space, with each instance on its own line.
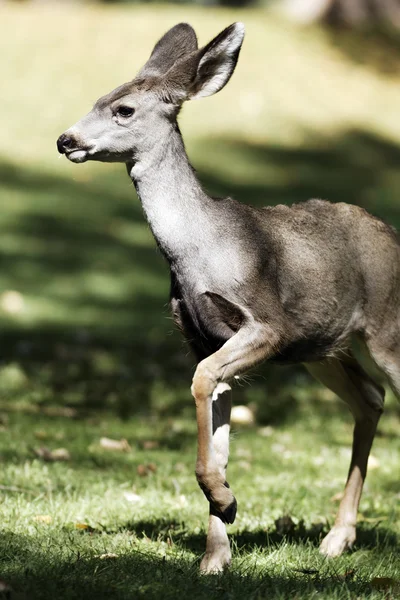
139, 23, 198, 77
188, 22, 245, 100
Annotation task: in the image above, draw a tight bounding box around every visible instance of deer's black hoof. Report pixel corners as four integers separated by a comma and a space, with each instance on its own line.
219, 496, 237, 524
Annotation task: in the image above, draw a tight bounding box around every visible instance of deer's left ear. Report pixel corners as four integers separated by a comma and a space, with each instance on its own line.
188, 22, 245, 100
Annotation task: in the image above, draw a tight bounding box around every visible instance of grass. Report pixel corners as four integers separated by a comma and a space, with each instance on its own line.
0, 2, 400, 598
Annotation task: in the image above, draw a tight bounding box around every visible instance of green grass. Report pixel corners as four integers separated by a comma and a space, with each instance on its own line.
0, 3, 400, 599
1, 385, 399, 599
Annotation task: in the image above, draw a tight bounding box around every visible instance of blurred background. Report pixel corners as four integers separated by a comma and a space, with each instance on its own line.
1, 0, 400, 425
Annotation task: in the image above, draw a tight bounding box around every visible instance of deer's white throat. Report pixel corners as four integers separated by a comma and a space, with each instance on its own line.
128, 132, 210, 262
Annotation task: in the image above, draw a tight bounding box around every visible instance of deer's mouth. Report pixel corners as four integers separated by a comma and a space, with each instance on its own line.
65, 148, 89, 163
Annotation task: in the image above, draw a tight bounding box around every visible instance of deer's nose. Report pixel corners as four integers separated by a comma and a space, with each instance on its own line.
57, 133, 74, 154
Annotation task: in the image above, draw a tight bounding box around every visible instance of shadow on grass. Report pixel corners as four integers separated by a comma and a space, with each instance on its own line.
322, 24, 400, 76
0, 529, 391, 600
0, 127, 399, 425
121, 516, 400, 555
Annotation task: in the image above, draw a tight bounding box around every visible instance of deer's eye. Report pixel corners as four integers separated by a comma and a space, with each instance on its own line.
116, 106, 134, 118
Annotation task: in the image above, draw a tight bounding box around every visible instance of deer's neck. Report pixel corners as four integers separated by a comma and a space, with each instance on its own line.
127, 126, 210, 264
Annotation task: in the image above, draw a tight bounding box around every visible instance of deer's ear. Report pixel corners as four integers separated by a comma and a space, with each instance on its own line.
140, 23, 198, 77
188, 22, 245, 100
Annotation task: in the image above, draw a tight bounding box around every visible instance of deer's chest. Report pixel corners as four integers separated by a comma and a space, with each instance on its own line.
170, 273, 244, 361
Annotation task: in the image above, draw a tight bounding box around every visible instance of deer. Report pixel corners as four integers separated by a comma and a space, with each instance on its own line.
57, 22, 399, 574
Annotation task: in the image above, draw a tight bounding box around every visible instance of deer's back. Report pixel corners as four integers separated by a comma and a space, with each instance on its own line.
255, 199, 400, 361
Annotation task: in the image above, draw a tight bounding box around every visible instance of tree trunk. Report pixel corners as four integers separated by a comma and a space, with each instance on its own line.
286, 0, 400, 28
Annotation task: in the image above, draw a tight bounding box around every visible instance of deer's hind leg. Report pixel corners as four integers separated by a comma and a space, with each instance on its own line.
366, 336, 400, 402
305, 352, 384, 558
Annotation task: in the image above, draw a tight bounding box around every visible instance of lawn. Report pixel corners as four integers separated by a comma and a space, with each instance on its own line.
0, 3, 399, 599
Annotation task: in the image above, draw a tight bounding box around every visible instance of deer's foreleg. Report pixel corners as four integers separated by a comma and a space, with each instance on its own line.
191, 323, 278, 572
200, 383, 232, 573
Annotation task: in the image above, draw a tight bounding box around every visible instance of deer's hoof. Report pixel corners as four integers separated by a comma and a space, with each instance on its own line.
218, 496, 237, 524
200, 547, 231, 574
210, 481, 237, 524
320, 525, 356, 558
197, 476, 237, 524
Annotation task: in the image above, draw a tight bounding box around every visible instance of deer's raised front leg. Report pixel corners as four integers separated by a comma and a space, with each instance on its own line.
191, 322, 278, 573
200, 383, 232, 573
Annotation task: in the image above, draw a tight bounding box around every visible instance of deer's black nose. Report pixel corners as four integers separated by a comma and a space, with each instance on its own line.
57, 133, 74, 154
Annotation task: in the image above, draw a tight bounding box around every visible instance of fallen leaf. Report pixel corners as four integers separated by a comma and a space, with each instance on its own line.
33, 447, 70, 462
123, 492, 142, 503
258, 425, 274, 437
34, 429, 65, 441
142, 440, 159, 450
52, 448, 70, 460
368, 454, 380, 470
231, 405, 255, 426
75, 523, 97, 533
42, 406, 77, 418
330, 491, 344, 503
371, 577, 400, 592
0, 290, 24, 314
344, 569, 356, 581
34, 515, 52, 524
100, 437, 131, 452
137, 463, 157, 476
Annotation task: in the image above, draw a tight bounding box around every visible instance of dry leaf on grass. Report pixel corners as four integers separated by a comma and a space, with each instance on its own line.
330, 491, 344, 503
41, 406, 77, 418
34, 515, 52, 524
34, 430, 49, 440
368, 454, 380, 469
142, 440, 159, 450
33, 447, 70, 462
123, 492, 142, 503
371, 577, 400, 592
258, 425, 274, 437
34, 430, 65, 441
231, 405, 255, 426
137, 463, 157, 477
0, 290, 24, 314
100, 437, 131, 452
75, 523, 97, 533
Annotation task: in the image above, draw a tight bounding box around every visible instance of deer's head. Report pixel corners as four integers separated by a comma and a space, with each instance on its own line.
57, 22, 244, 165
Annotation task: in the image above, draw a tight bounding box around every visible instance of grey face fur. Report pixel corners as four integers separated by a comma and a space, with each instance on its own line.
58, 22, 400, 576
57, 22, 245, 167
60, 83, 174, 164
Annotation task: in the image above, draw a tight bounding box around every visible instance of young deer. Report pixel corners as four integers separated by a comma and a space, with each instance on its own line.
57, 23, 399, 573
